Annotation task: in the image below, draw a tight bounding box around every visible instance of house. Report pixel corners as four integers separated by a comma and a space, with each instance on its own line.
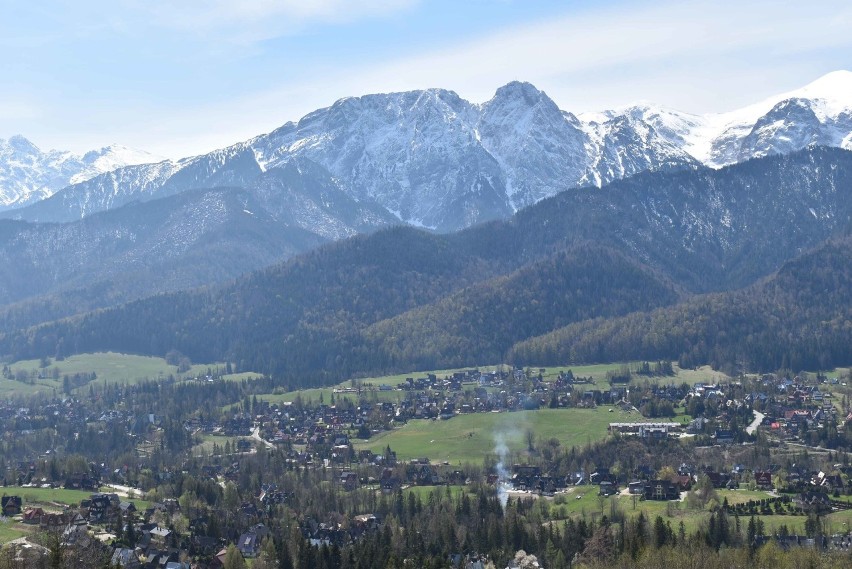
340, 471, 359, 491
643, 480, 679, 501
209, 548, 230, 569
380, 468, 401, 493
704, 471, 732, 489
794, 491, 832, 514
237, 531, 262, 558
351, 514, 380, 539
144, 549, 182, 569
819, 473, 844, 492
1, 495, 22, 516
754, 471, 773, 490
713, 429, 735, 444
62, 523, 92, 548
86, 493, 113, 522
589, 468, 612, 485
149, 526, 172, 547
111, 547, 141, 569
22, 507, 44, 524
40, 512, 68, 530
674, 476, 693, 491
119, 501, 137, 515
64, 474, 99, 491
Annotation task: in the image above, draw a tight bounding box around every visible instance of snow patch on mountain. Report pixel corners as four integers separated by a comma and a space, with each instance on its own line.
684, 70, 852, 166
0, 135, 163, 210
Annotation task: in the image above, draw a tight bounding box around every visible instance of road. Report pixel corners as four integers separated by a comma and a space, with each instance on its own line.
251, 426, 275, 449
746, 410, 765, 435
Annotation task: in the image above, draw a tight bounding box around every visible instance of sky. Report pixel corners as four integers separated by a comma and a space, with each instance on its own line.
1, 0, 851, 159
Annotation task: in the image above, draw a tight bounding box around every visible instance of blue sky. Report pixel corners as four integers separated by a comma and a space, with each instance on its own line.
2, 0, 850, 158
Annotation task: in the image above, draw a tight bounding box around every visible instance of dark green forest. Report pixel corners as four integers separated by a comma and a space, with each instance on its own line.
1, 147, 851, 384
510, 236, 852, 374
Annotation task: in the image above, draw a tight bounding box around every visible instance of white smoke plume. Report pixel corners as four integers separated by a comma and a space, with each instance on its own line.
493, 431, 514, 510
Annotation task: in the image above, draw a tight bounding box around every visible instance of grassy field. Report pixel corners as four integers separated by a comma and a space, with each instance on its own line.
2, 486, 150, 510
542, 487, 839, 535
3, 353, 250, 393
8, 486, 94, 507
526, 363, 727, 390
671, 365, 731, 386
0, 376, 61, 397
403, 485, 468, 501
354, 408, 645, 463
7, 353, 177, 386
219, 372, 265, 382
0, 522, 30, 544
191, 434, 252, 455
716, 489, 773, 505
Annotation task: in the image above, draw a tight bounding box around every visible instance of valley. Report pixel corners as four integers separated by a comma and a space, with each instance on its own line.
1, 350, 851, 568
1, 67, 851, 568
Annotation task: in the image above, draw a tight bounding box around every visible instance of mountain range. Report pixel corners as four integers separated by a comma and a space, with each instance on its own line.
2, 146, 849, 382
0, 159, 400, 331
0, 135, 161, 211
0, 73, 851, 380
3, 71, 851, 233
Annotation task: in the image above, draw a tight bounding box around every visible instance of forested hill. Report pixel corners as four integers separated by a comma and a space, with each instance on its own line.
1, 147, 850, 383
510, 235, 852, 373
458, 146, 852, 293
358, 245, 683, 371
2, 226, 510, 383
3, 231, 672, 384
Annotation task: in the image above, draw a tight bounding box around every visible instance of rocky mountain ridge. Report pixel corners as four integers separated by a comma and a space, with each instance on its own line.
4, 71, 851, 232
0, 135, 161, 211
3, 146, 850, 379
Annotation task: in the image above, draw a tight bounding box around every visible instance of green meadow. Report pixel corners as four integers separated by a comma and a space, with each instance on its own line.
3, 352, 249, 394
191, 434, 253, 456
540, 488, 852, 536
354, 408, 644, 463
0, 522, 30, 545
3, 486, 150, 510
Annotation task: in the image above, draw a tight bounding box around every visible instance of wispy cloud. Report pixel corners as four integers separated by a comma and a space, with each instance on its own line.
83, 0, 852, 158
136, 0, 420, 43
333, 0, 852, 112
7, 0, 850, 158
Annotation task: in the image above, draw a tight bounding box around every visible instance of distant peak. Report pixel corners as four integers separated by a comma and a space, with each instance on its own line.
416, 87, 463, 105
493, 81, 545, 104
6, 134, 40, 154
795, 70, 852, 100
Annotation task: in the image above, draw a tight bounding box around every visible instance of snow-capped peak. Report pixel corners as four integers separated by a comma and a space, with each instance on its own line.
783, 70, 852, 116
73, 145, 165, 184
7, 71, 852, 231
0, 136, 163, 210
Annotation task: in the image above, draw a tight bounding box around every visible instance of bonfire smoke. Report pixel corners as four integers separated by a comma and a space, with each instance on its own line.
494, 433, 511, 510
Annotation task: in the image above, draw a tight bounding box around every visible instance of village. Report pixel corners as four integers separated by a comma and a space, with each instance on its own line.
1, 364, 852, 566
